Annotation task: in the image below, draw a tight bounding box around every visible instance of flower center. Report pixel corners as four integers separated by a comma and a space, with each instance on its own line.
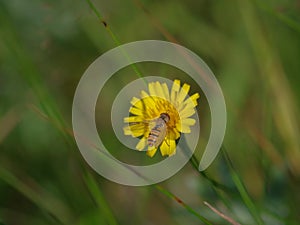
151, 97, 179, 129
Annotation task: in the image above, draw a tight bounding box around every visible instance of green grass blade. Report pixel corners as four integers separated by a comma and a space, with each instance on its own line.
222, 149, 265, 225
0, 6, 71, 146
255, 0, 300, 34
85, 0, 145, 83
155, 185, 213, 225
83, 172, 119, 225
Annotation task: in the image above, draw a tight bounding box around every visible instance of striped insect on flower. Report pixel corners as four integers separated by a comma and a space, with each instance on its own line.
123, 79, 199, 157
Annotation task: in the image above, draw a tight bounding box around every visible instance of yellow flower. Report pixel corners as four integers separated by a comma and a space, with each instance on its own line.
123, 79, 199, 157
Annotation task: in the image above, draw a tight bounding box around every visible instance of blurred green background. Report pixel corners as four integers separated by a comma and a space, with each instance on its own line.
1, 0, 300, 224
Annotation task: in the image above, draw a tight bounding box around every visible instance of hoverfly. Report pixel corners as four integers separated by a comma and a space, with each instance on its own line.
147, 113, 170, 148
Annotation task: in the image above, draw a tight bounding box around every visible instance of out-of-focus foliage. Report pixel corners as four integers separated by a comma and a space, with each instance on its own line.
1, 0, 300, 224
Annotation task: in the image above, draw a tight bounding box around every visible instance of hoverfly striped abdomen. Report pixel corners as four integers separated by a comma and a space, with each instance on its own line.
148, 113, 170, 148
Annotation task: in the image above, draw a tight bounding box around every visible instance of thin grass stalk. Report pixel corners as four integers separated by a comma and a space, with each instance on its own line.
254, 0, 300, 34
83, 172, 119, 225
222, 147, 265, 225
0, 6, 70, 146
85, 0, 145, 83
0, 6, 120, 225
155, 185, 213, 225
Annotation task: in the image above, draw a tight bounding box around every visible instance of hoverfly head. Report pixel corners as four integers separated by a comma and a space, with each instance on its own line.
160, 113, 170, 123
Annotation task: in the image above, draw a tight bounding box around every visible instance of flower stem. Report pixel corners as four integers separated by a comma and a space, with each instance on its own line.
155, 185, 213, 225
85, 0, 146, 84
181, 135, 231, 192
222, 146, 265, 225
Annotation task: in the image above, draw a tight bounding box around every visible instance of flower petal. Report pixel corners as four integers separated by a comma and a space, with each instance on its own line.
154, 81, 165, 99
124, 124, 146, 137
179, 124, 191, 133
123, 125, 132, 135
179, 106, 196, 118
162, 83, 170, 101
130, 97, 143, 108
177, 93, 200, 112
168, 139, 177, 156
129, 106, 144, 116
140, 90, 149, 98
171, 80, 180, 103
147, 147, 158, 157
167, 128, 180, 140
172, 79, 181, 92
181, 118, 196, 126
173, 128, 181, 139
124, 116, 143, 123
148, 82, 156, 96
141, 98, 160, 118
136, 137, 147, 150
177, 83, 190, 104
187, 93, 200, 106
141, 96, 156, 109
160, 139, 176, 156
160, 141, 170, 156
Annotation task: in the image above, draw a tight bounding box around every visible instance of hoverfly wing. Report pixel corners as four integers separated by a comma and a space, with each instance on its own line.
154, 121, 168, 148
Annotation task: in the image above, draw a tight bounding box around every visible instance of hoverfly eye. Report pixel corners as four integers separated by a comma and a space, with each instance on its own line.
160, 113, 170, 123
